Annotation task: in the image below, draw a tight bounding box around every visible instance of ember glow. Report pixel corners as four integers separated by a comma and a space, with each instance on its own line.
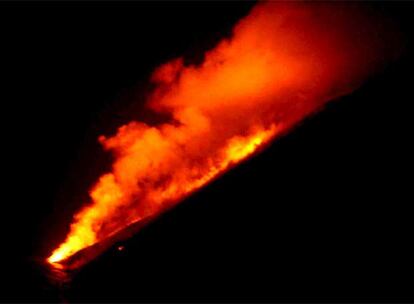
47, 2, 399, 267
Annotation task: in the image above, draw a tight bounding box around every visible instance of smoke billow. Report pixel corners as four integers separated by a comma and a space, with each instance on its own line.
48, 2, 401, 265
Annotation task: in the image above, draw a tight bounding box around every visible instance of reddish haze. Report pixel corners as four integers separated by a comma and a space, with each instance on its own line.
48, 2, 400, 265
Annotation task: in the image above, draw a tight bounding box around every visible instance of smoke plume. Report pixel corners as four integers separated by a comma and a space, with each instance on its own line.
48, 2, 400, 265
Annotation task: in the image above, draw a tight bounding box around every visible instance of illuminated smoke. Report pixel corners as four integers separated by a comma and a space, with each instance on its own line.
48, 2, 400, 266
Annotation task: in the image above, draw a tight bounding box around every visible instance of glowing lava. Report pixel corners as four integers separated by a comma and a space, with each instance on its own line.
48, 125, 278, 264
47, 2, 400, 267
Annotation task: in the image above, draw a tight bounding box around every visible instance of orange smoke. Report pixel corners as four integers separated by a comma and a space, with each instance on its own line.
47, 2, 399, 265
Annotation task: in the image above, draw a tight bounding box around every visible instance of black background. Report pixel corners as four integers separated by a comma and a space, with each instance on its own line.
1, 1, 413, 303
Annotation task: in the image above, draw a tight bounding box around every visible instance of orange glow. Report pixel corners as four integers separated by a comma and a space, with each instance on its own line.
48, 125, 278, 264
47, 2, 399, 267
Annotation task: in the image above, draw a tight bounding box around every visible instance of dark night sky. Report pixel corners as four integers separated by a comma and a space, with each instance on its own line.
1, 1, 413, 303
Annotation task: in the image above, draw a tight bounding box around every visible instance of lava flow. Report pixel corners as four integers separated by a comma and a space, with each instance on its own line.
47, 2, 400, 268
